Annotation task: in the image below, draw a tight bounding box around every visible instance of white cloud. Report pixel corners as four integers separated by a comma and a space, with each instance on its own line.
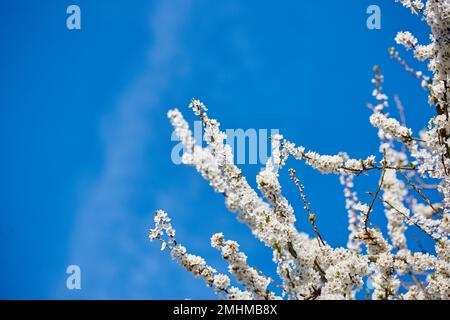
57, 0, 205, 299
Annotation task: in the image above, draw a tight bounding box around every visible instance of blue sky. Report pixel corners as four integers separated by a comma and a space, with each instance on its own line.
0, 0, 436, 299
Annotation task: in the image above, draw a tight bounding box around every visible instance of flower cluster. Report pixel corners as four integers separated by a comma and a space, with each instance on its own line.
370, 112, 412, 142
211, 233, 281, 300
395, 31, 418, 50
150, 0, 450, 300
396, 0, 425, 14
149, 210, 252, 299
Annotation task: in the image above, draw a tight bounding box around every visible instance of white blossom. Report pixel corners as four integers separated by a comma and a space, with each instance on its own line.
370, 112, 412, 142
395, 31, 418, 50
149, 0, 450, 300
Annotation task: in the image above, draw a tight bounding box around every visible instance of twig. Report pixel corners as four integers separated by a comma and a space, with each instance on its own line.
364, 154, 387, 230
399, 170, 443, 218
389, 47, 430, 90
368, 192, 439, 242
394, 95, 407, 127
289, 168, 326, 246
297, 151, 429, 175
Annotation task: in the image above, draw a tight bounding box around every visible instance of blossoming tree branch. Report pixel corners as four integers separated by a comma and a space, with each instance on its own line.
149, 0, 450, 300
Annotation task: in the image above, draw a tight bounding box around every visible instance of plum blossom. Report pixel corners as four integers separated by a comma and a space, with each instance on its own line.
149, 0, 450, 300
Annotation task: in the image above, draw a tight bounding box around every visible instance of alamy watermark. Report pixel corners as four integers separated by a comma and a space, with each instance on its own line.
171, 120, 279, 166
66, 265, 81, 290
366, 5, 381, 30
66, 5, 81, 30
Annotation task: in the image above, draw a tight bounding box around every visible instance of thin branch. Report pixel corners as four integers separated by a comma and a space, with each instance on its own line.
399, 170, 443, 218
364, 154, 387, 230
289, 168, 326, 246
389, 47, 430, 89
411, 172, 439, 190
368, 192, 440, 242
293, 149, 429, 175
394, 95, 407, 127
